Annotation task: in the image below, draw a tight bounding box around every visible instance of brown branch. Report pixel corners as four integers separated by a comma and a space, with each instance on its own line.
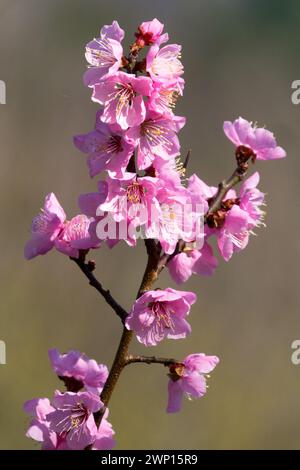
71, 256, 128, 323
125, 354, 177, 367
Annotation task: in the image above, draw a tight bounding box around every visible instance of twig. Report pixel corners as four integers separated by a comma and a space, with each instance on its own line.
125, 355, 177, 367
71, 256, 128, 323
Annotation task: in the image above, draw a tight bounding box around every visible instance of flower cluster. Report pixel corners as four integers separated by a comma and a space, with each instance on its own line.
24, 19, 286, 449
75, 19, 200, 254
24, 350, 115, 450
25, 20, 285, 267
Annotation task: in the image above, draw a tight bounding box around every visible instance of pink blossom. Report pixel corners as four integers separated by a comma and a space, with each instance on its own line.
239, 171, 266, 230
54, 214, 95, 257
24, 193, 66, 260
23, 398, 60, 450
24, 395, 115, 450
125, 110, 185, 170
155, 157, 182, 185
78, 181, 108, 218
187, 174, 253, 261
84, 21, 124, 87
135, 18, 168, 47
150, 156, 184, 190
125, 288, 196, 346
148, 79, 184, 116
214, 204, 249, 261
73, 111, 134, 178
49, 349, 108, 395
46, 391, 102, 450
223, 117, 286, 160
168, 242, 218, 284
202, 172, 266, 261
150, 184, 201, 255
91, 409, 116, 450
135, 172, 206, 255
167, 354, 219, 413
146, 43, 184, 84
99, 172, 159, 229
92, 72, 152, 130
187, 173, 214, 212
24, 193, 96, 260
214, 173, 266, 261
100, 21, 125, 43
78, 181, 137, 249
77, 181, 108, 248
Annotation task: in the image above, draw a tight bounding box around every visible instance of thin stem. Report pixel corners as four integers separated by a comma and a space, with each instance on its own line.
71, 256, 128, 323
125, 354, 177, 367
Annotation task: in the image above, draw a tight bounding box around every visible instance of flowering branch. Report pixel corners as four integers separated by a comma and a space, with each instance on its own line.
71, 254, 128, 323
23, 18, 286, 451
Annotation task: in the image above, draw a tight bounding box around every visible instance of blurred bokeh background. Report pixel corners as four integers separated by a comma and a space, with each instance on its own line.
0, 0, 299, 450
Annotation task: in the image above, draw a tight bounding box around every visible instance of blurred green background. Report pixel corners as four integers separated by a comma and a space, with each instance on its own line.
0, 0, 299, 450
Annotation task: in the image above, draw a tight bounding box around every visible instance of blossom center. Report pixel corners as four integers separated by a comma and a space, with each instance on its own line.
150, 301, 174, 330
152, 50, 183, 77
141, 120, 172, 150
110, 82, 136, 118
99, 135, 123, 154
126, 181, 145, 204
158, 89, 179, 111
57, 402, 89, 436
62, 215, 88, 242
169, 363, 185, 381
